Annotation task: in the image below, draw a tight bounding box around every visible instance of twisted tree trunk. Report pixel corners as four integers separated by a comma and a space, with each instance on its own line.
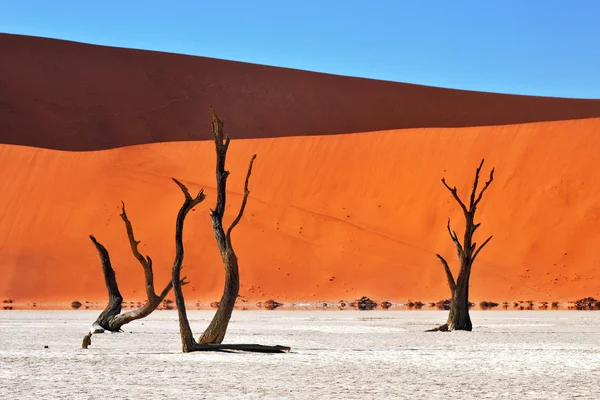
82, 203, 186, 348
198, 106, 254, 344
428, 159, 494, 332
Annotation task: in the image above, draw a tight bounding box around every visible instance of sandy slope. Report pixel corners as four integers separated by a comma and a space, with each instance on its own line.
1, 34, 600, 306
2, 33, 600, 151
1, 118, 599, 305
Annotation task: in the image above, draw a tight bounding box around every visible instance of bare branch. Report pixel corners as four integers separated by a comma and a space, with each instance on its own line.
446, 219, 464, 260
172, 178, 206, 207
441, 177, 469, 216
89, 235, 123, 309
120, 203, 150, 268
226, 154, 257, 245
224, 135, 230, 153
472, 235, 493, 263
172, 178, 191, 200
156, 274, 188, 303
436, 254, 456, 293
469, 159, 485, 209
209, 104, 228, 149
209, 104, 220, 137
473, 166, 495, 208
119, 202, 158, 300
86, 235, 123, 336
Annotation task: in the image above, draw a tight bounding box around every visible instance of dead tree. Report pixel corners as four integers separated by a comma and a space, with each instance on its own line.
82, 203, 187, 348
429, 159, 494, 332
196, 106, 252, 344
171, 106, 290, 353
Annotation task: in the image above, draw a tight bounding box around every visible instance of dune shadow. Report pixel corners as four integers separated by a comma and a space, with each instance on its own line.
1, 34, 600, 151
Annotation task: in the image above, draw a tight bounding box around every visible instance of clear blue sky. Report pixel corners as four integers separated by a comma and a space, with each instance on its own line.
2, 1, 599, 98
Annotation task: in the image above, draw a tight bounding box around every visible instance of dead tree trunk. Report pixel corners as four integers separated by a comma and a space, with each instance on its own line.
197, 106, 253, 344
428, 159, 494, 332
171, 106, 290, 353
82, 203, 186, 348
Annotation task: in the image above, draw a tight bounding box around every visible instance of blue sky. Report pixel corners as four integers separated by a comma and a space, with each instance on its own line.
2, 1, 599, 98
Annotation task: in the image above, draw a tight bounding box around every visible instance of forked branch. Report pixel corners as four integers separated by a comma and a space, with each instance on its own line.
473, 167, 495, 208
172, 178, 206, 207
441, 178, 469, 216
469, 159, 484, 208
443, 159, 495, 215
226, 154, 257, 246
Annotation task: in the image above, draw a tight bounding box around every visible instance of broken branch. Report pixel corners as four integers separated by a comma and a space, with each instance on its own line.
436, 254, 456, 293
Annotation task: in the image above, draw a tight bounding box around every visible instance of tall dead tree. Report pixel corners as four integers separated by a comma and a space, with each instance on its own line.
197, 106, 251, 344
171, 106, 289, 353
82, 203, 187, 348
429, 159, 494, 332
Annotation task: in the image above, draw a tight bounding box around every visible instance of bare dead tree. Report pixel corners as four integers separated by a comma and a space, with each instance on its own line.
171, 106, 290, 353
196, 106, 253, 344
428, 159, 495, 332
82, 203, 187, 348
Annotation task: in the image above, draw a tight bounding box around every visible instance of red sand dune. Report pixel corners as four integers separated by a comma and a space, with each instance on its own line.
1, 34, 600, 307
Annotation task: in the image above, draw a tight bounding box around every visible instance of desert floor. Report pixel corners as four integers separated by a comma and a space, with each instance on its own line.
1, 311, 599, 399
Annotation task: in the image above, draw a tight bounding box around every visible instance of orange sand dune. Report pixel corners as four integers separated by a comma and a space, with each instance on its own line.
1, 118, 599, 306
2, 33, 600, 151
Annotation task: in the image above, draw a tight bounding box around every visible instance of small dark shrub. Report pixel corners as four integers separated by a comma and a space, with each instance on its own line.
480, 301, 499, 310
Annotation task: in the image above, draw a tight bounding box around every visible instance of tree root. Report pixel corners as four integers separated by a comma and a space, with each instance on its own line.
426, 324, 449, 332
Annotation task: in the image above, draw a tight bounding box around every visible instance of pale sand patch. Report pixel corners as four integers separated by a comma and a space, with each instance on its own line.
1, 310, 599, 399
